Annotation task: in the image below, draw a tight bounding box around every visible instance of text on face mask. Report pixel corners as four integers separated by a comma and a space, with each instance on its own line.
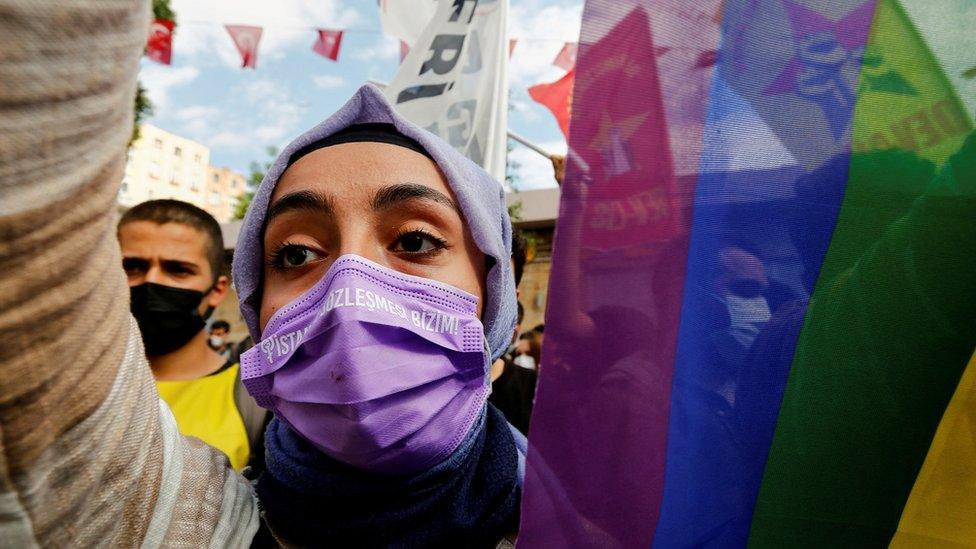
261, 326, 309, 363
322, 287, 460, 335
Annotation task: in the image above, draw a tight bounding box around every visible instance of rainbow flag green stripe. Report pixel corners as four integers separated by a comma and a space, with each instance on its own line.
749, 0, 975, 545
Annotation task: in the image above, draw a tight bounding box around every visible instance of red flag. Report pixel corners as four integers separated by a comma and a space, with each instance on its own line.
312, 29, 343, 61
225, 25, 263, 69
528, 69, 575, 138
509, 38, 517, 59
399, 40, 410, 63
553, 42, 577, 71
146, 19, 174, 65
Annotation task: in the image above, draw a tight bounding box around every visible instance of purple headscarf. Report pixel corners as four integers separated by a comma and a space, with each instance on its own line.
232, 84, 516, 363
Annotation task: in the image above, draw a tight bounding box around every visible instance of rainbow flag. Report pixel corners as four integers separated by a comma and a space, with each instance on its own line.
520, 0, 975, 547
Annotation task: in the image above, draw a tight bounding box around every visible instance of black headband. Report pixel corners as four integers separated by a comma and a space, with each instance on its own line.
287, 122, 433, 168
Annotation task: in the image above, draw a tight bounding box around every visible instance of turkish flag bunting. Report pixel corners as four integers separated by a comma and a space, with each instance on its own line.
146, 19, 174, 65
313, 29, 344, 61
528, 68, 575, 138
225, 25, 263, 69
399, 40, 410, 63
553, 42, 577, 71
509, 39, 517, 59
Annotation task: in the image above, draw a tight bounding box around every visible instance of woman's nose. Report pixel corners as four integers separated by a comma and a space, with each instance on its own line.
335, 232, 389, 268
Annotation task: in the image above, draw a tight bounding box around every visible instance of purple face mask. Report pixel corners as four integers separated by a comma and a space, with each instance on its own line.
241, 255, 490, 475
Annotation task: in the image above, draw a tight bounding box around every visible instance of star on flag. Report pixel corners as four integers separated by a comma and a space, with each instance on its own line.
589, 111, 650, 176
763, 0, 876, 138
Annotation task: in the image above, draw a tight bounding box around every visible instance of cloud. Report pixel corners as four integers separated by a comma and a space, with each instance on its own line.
507, 139, 566, 191
139, 64, 200, 110
173, 105, 221, 138
209, 131, 250, 148
175, 105, 221, 120
312, 75, 347, 90
160, 77, 305, 164
508, 1, 583, 86
352, 35, 402, 63
511, 97, 542, 122
228, 78, 305, 146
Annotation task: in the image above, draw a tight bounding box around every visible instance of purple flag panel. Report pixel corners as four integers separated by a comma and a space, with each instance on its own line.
519, 1, 721, 546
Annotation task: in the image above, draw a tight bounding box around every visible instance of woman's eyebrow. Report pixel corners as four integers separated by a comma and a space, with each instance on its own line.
372, 183, 460, 216
267, 190, 335, 224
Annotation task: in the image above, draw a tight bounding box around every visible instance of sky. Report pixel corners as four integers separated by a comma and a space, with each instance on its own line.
139, 0, 583, 191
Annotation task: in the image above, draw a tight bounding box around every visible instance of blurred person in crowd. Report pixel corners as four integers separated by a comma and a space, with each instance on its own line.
491, 230, 539, 435
532, 322, 545, 348
514, 330, 543, 370
117, 200, 267, 471
209, 319, 233, 360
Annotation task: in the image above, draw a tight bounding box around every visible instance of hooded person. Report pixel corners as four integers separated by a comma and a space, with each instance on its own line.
233, 84, 525, 546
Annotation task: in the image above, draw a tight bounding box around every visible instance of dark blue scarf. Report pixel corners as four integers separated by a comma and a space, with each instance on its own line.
255, 404, 520, 548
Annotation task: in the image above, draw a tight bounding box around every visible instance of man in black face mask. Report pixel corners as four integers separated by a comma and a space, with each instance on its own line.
117, 199, 266, 472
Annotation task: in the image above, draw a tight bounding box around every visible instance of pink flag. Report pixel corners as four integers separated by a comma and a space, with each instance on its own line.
312, 29, 343, 61
225, 25, 263, 69
399, 40, 410, 63
146, 19, 174, 65
553, 41, 578, 70
509, 38, 517, 58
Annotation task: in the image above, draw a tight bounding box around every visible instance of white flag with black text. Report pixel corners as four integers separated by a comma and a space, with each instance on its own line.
384, 0, 509, 182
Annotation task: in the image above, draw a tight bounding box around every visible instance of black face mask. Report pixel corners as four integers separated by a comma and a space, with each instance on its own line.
130, 282, 214, 356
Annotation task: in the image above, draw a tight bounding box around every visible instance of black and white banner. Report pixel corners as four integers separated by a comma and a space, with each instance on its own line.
384, 0, 509, 182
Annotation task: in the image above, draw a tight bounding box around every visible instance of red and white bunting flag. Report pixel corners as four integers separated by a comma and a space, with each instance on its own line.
509, 38, 517, 59
312, 29, 343, 61
225, 25, 263, 69
399, 40, 410, 63
146, 19, 175, 65
553, 42, 578, 71
528, 69, 575, 138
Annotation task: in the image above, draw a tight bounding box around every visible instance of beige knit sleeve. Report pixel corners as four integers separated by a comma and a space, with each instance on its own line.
0, 1, 257, 546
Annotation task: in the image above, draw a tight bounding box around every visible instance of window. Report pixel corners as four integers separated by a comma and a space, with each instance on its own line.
174, 146, 182, 158
194, 153, 202, 164
120, 180, 129, 194
231, 178, 239, 189
169, 173, 179, 186
153, 138, 163, 150
208, 191, 220, 206
190, 175, 200, 192
213, 173, 220, 183
149, 162, 161, 179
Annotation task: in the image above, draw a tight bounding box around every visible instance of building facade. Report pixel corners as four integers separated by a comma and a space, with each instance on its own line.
205, 166, 247, 224
121, 124, 245, 223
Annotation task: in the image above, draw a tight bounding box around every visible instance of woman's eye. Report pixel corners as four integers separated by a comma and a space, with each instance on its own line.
393, 231, 445, 254
279, 245, 321, 268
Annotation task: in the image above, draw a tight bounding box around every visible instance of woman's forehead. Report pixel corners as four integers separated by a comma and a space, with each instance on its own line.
273, 141, 454, 204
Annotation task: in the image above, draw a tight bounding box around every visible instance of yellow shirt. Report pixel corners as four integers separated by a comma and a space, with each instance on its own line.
156, 363, 250, 471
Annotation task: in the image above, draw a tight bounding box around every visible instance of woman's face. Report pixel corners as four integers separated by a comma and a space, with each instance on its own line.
259, 141, 487, 332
